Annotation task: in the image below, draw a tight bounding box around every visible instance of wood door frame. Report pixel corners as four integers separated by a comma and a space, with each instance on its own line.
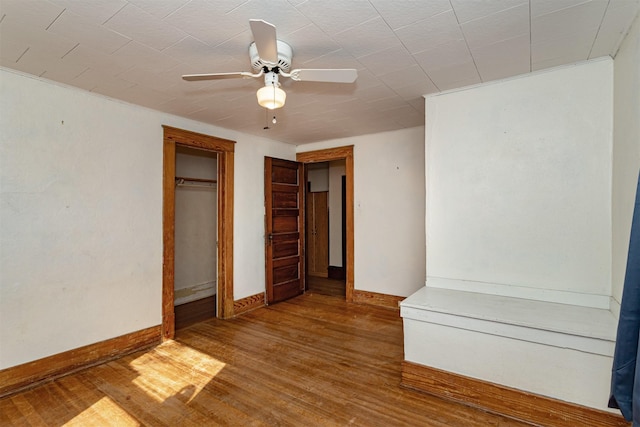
297, 146, 354, 302
162, 126, 235, 340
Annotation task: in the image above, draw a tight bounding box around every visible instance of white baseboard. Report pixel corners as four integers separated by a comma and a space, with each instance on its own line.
175, 281, 216, 305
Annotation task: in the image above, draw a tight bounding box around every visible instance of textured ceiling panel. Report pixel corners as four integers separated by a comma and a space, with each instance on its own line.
462, 3, 530, 49
334, 17, 404, 58
0, 19, 77, 59
451, 0, 528, 23
162, 1, 247, 47
589, 1, 640, 58
47, 9, 131, 54
369, 0, 451, 30
128, 0, 191, 19
48, 0, 128, 24
0, 0, 64, 28
471, 34, 531, 82
395, 10, 464, 55
531, 0, 608, 43
413, 38, 473, 72
296, 0, 379, 36
1, 0, 638, 144
357, 46, 417, 77
427, 60, 481, 90
103, 4, 188, 51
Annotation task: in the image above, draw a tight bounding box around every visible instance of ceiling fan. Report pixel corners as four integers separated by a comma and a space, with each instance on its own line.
182, 19, 358, 110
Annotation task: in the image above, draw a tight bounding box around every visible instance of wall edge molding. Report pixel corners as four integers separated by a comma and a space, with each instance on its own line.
234, 292, 266, 316
352, 290, 404, 310
401, 361, 629, 427
0, 326, 162, 398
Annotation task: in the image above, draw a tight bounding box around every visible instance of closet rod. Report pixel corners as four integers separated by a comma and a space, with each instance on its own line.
176, 182, 216, 189
175, 176, 217, 184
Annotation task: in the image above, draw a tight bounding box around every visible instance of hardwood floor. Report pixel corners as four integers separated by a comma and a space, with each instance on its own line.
0, 294, 530, 426
175, 296, 216, 330
307, 276, 346, 297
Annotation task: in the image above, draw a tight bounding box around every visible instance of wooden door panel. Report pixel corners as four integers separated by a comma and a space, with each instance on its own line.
265, 157, 304, 304
306, 192, 314, 276
273, 257, 300, 283
273, 216, 298, 233
273, 238, 299, 259
273, 191, 298, 209
272, 279, 302, 302
307, 192, 329, 278
315, 192, 329, 276
271, 163, 298, 184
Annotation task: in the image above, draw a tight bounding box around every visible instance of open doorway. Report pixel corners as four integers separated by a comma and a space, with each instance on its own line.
297, 146, 354, 301
305, 161, 346, 297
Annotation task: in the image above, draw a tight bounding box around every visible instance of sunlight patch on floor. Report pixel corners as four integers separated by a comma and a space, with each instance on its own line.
129, 340, 226, 404
64, 396, 140, 426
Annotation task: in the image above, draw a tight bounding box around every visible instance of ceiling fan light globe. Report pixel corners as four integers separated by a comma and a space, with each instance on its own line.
256, 85, 286, 109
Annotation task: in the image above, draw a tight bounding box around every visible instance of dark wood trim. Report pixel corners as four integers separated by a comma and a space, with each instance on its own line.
0, 326, 161, 398
401, 361, 630, 427
352, 290, 404, 310
162, 126, 236, 341
162, 138, 176, 339
233, 292, 266, 316
341, 175, 346, 271
163, 125, 236, 151
218, 149, 235, 319
328, 265, 345, 280
297, 146, 354, 302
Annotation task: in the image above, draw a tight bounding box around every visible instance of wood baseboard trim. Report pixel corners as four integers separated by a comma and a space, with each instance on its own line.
327, 266, 345, 280
0, 325, 162, 398
401, 361, 629, 427
352, 290, 404, 310
234, 292, 265, 316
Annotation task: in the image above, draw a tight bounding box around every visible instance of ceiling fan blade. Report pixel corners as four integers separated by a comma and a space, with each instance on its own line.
249, 19, 278, 64
182, 72, 257, 81
288, 69, 358, 83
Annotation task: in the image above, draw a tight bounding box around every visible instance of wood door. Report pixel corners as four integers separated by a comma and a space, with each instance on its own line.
306, 192, 329, 277
265, 157, 304, 304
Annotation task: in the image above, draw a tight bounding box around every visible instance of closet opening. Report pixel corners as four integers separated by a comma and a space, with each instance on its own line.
174, 145, 218, 330
162, 125, 235, 340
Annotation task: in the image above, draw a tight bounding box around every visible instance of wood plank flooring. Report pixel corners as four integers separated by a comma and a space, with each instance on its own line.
307, 276, 346, 298
175, 296, 216, 330
0, 294, 530, 426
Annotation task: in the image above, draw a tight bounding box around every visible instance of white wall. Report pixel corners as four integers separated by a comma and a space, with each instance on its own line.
174, 149, 217, 305
425, 58, 613, 301
297, 127, 426, 297
307, 164, 329, 192
0, 68, 295, 369
612, 15, 640, 302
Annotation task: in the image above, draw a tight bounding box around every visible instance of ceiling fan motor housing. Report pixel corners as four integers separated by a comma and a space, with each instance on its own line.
250, 40, 292, 73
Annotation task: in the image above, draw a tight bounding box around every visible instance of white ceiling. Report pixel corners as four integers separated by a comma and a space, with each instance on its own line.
1, 0, 638, 144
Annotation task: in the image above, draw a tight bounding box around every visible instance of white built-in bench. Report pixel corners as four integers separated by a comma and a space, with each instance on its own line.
400, 285, 619, 414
